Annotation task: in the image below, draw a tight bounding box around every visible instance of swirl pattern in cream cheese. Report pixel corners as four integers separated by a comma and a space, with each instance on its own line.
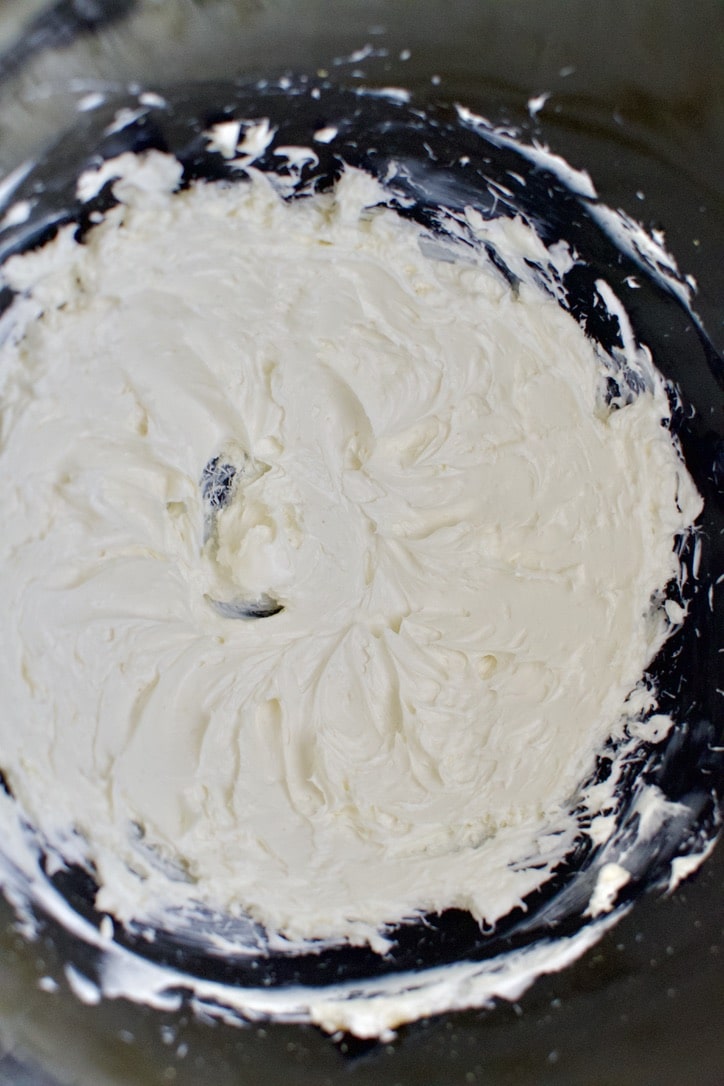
0, 157, 701, 952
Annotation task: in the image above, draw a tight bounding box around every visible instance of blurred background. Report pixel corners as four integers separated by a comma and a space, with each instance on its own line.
0, 2, 721, 1084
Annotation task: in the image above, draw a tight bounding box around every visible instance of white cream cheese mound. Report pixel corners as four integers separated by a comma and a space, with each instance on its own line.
0, 154, 702, 953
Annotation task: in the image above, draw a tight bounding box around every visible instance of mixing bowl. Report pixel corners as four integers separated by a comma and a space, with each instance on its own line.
0, 3, 721, 1084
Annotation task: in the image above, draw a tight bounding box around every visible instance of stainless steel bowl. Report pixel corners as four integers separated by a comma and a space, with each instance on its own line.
0, 3, 721, 1084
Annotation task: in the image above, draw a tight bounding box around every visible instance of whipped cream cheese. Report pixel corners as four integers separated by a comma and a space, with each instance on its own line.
0, 148, 703, 1011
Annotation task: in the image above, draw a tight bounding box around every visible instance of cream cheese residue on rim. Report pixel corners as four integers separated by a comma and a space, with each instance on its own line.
0, 137, 705, 1035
